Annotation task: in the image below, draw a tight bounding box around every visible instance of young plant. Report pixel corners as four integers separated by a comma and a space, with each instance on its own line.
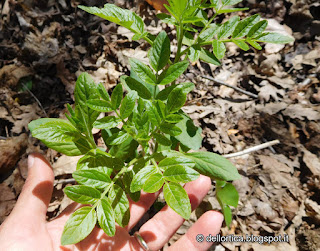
28, 0, 293, 245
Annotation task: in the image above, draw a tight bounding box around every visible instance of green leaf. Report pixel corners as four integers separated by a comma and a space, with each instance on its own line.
77, 148, 120, 171
120, 76, 152, 100
217, 16, 240, 39
28, 118, 91, 156
166, 84, 190, 114
222, 204, 232, 226
174, 114, 202, 150
93, 116, 121, 129
130, 165, 157, 193
163, 182, 191, 219
108, 184, 130, 227
255, 32, 294, 44
232, 14, 260, 38
188, 45, 201, 63
106, 131, 130, 146
199, 23, 219, 42
213, 40, 226, 60
74, 72, 100, 126
153, 133, 172, 146
165, 114, 184, 123
232, 39, 250, 50
247, 20, 268, 38
158, 61, 188, 85
97, 199, 116, 237
130, 58, 156, 86
156, 13, 176, 25
247, 39, 262, 50
167, 0, 188, 20
199, 48, 221, 66
217, 183, 239, 207
121, 170, 140, 202
210, 0, 220, 10
182, 31, 194, 46
120, 91, 138, 119
61, 206, 96, 245
87, 99, 113, 112
72, 169, 111, 190
184, 152, 241, 180
222, 0, 243, 6
79, 4, 145, 36
97, 83, 111, 101
148, 31, 171, 72
160, 123, 182, 136
217, 7, 248, 14
111, 84, 123, 110
143, 173, 164, 193
158, 156, 195, 171
156, 85, 177, 101
64, 185, 101, 204
163, 165, 199, 183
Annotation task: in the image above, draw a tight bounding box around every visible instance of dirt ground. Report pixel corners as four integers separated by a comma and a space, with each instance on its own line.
0, 0, 320, 250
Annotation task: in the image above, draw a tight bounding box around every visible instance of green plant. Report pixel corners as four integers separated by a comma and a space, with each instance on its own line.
28, 0, 293, 245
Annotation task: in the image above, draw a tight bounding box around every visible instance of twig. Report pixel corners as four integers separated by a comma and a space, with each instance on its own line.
223, 140, 280, 158
21, 83, 48, 117
0, 136, 7, 140
54, 178, 76, 185
201, 75, 259, 99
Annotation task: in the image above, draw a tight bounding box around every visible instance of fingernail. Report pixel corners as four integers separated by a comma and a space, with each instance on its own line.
28, 154, 35, 169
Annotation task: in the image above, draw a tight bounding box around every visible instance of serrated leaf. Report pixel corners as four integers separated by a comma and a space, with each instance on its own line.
79, 4, 144, 36
72, 169, 111, 190
184, 152, 241, 180
167, 0, 188, 20
199, 48, 221, 66
64, 185, 101, 204
120, 76, 152, 100
130, 58, 156, 86
188, 45, 201, 63
166, 86, 187, 114
160, 123, 182, 136
218, 15, 239, 39
210, 0, 220, 10
111, 84, 123, 110
148, 31, 170, 72
130, 165, 157, 193
158, 61, 188, 85
97, 199, 116, 237
153, 133, 172, 146
28, 118, 91, 156
155, 85, 176, 101
87, 99, 113, 112
213, 40, 226, 60
247, 20, 268, 38
217, 7, 248, 14
222, 0, 243, 6
217, 183, 239, 207
108, 184, 130, 227
156, 13, 176, 25
163, 165, 199, 183
77, 148, 120, 171
120, 91, 138, 119
232, 39, 250, 50
163, 182, 191, 219
143, 173, 164, 193
145, 100, 161, 126
232, 14, 260, 38
247, 39, 262, 50
199, 23, 219, 42
106, 131, 130, 146
174, 114, 202, 150
97, 83, 110, 101
182, 31, 194, 46
255, 32, 294, 44
158, 156, 195, 171
93, 116, 121, 129
74, 72, 100, 126
165, 114, 184, 123
61, 206, 96, 245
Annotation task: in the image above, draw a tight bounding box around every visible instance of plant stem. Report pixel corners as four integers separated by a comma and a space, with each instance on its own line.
174, 22, 184, 63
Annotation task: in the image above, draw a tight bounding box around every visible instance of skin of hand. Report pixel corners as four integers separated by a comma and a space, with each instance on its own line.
0, 153, 223, 251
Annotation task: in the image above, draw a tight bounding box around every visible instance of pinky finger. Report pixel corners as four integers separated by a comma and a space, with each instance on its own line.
168, 211, 224, 251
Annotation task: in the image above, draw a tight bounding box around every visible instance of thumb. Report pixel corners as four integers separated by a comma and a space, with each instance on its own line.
11, 153, 54, 224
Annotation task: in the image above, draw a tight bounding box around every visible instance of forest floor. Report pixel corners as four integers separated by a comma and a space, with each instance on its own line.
0, 0, 320, 250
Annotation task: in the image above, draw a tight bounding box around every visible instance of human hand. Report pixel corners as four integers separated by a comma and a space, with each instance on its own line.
0, 153, 223, 251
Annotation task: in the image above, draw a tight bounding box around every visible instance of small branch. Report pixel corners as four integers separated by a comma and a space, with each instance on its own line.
223, 140, 280, 158
54, 178, 76, 185
22, 83, 48, 117
201, 75, 259, 99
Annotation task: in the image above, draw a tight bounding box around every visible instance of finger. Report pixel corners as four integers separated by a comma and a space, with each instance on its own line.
169, 211, 223, 251
11, 153, 54, 225
139, 175, 212, 251
126, 191, 159, 231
